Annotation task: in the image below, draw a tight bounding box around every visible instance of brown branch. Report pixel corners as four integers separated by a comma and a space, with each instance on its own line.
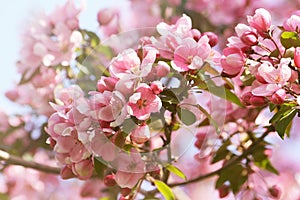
0, 149, 61, 174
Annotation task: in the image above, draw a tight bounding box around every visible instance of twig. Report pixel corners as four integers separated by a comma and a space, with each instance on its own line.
0, 149, 61, 174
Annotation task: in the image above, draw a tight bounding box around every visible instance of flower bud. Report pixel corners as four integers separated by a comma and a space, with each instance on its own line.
5, 89, 19, 101
156, 61, 170, 77
150, 81, 163, 94
191, 29, 201, 41
247, 8, 271, 35
61, 165, 76, 179
241, 92, 252, 105
268, 185, 281, 198
241, 31, 258, 46
270, 89, 286, 104
121, 188, 132, 197
250, 95, 266, 106
194, 132, 207, 149
294, 47, 300, 68
202, 32, 218, 47
97, 8, 117, 25
72, 159, 94, 180
289, 70, 298, 83
104, 174, 117, 187
130, 124, 150, 144
218, 184, 230, 198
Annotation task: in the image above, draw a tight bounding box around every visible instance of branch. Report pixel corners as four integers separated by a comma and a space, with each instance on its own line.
147, 131, 269, 195
0, 149, 61, 174
169, 131, 269, 187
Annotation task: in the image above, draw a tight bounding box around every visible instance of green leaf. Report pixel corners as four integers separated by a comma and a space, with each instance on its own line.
154, 180, 175, 200
280, 31, 300, 49
204, 79, 243, 107
254, 159, 279, 175
0, 193, 9, 200
212, 140, 231, 163
216, 164, 247, 194
94, 157, 107, 178
252, 145, 279, 175
177, 108, 196, 126
165, 164, 187, 180
274, 109, 297, 138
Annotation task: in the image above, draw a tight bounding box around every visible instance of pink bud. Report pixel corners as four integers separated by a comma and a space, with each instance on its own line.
221, 47, 245, 76
5, 89, 19, 101
241, 92, 252, 105
72, 159, 94, 180
120, 188, 131, 197
104, 174, 116, 187
202, 32, 218, 47
250, 95, 266, 106
61, 165, 76, 179
194, 132, 207, 149
97, 8, 117, 25
269, 185, 281, 198
191, 29, 201, 41
294, 47, 300, 68
97, 76, 118, 92
241, 31, 258, 46
156, 61, 170, 77
270, 89, 286, 104
130, 124, 150, 144
151, 81, 163, 94
218, 185, 230, 198
247, 8, 272, 35
289, 70, 298, 82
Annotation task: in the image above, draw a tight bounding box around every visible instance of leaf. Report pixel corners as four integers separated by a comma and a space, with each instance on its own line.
212, 140, 231, 163
154, 180, 175, 200
195, 104, 219, 131
177, 107, 196, 126
280, 31, 300, 49
216, 164, 247, 194
254, 159, 279, 175
252, 145, 279, 175
274, 109, 297, 138
204, 79, 243, 107
94, 157, 107, 178
165, 164, 187, 180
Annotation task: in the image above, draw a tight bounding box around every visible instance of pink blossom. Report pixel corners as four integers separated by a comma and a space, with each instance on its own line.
97, 8, 118, 26
127, 84, 162, 120
97, 76, 118, 93
89, 90, 127, 126
252, 59, 291, 96
283, 14, 300, 32
171, 37, 211, 71
247, 8, 272, 34
220, 46, 245, 76
150, 81, 164, 94
130, 124, 151, 144
110, 47, 157, 79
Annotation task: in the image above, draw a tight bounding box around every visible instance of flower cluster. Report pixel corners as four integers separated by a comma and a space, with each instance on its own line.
221, 8, 300, 107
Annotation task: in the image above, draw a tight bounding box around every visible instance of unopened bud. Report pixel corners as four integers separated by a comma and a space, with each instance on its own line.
104, 174, 116, 187
270, 89, 286, 105
241, 31, 258, 46
202, 32, 218, 47
269, 185, 281, 198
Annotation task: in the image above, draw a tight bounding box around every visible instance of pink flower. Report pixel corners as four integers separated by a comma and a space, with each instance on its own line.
220, 47, 245, 76
130, 124, 151, 144
157, 14, 192, 37
294, 47, 300, 68
247, 8, 271, 34
283, 14, 300, 32
150, 81, 163, 94
110, 48, 157, 79
156, 61, 170, 77
270, 89, 286, 104
252, 59, 291, 96
171, 37, 211, 71
97, 76, 118, 93
89, 90, 127, 126
127, 84, 162, 120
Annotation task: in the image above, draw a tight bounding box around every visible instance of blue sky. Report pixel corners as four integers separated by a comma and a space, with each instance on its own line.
0, 0, 118, 113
